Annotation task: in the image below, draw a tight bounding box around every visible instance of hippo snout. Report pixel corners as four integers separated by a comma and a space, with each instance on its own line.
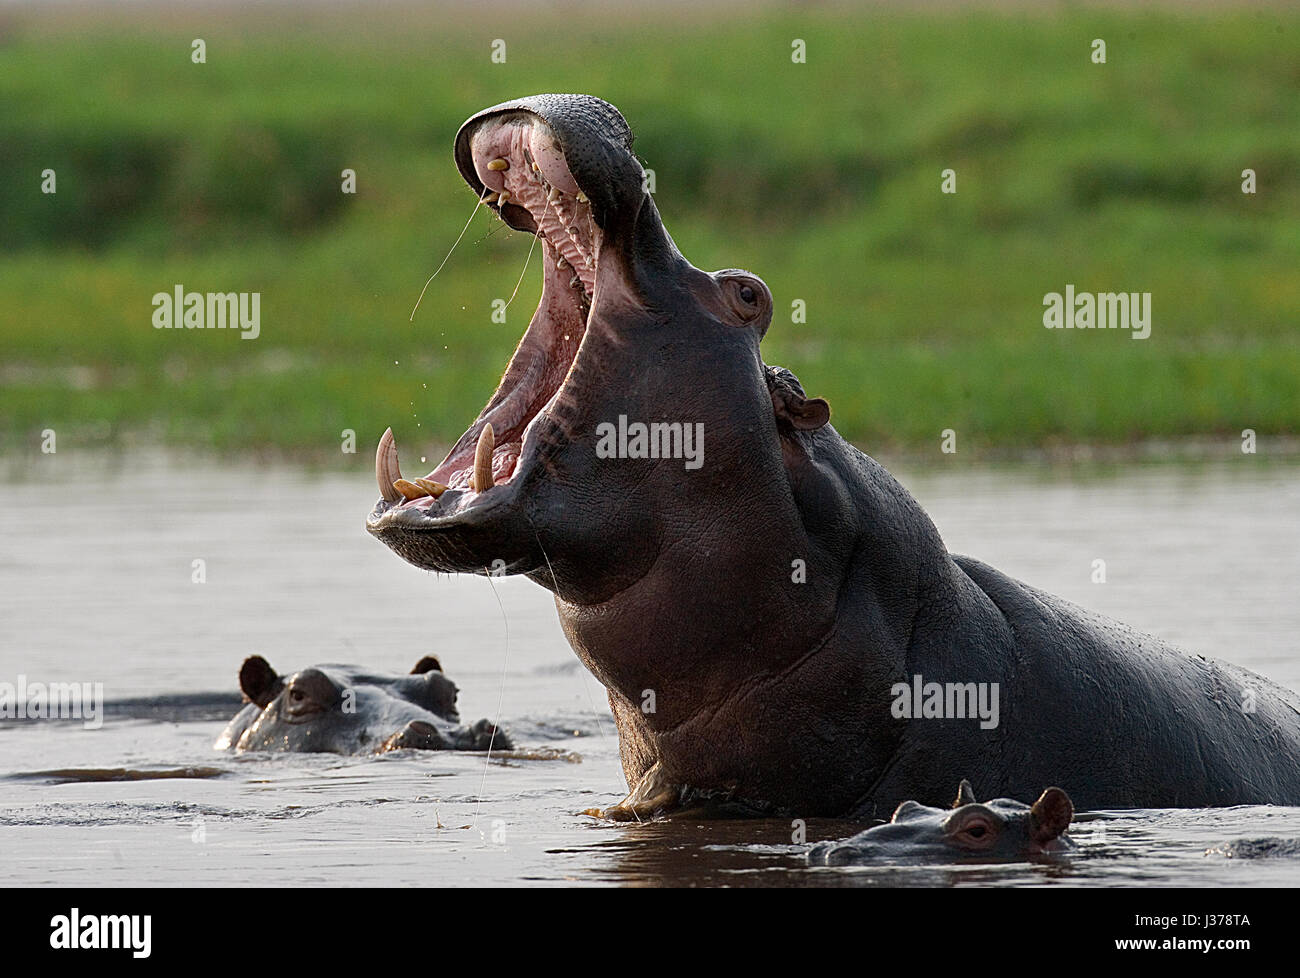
380, 718, 512, 753
380, 720, 448, 753
806, 841, 862, 867
456, 718, 512, 752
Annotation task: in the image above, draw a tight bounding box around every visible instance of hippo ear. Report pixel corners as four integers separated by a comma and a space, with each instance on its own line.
1029, 787, 1074, 843
411, 655, 443, 675
953, 779, 979, 808
239, 655, 283, 709
772, 390, 830, 432
766, 366, 830, 433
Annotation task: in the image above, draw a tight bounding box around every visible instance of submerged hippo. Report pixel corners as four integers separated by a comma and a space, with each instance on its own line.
216, 655, 510, 754
807, 780, 1076, 865
366, 93, 1300, 818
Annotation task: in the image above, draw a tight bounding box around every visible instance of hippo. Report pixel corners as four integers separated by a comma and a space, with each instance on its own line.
366, 93, 1300, 819
807, 780, 1076, 865
216, 655, 511, 754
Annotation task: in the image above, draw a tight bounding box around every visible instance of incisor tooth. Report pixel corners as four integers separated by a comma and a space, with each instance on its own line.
472, 423, 495, 492
393, 479, 429, 500
487, 158, 509, 171
413, 478, 448, 497
376, 428, 403, 503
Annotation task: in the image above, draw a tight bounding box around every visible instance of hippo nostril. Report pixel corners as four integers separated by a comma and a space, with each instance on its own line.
379, 719, 447, 753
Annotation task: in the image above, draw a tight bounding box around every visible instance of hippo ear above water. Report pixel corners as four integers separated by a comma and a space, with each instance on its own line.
766, 367, 830, 433
411, 655, 443, 675
953, 779, 979, 808
239, 655, 284, 709
1029, 787, 1074, 843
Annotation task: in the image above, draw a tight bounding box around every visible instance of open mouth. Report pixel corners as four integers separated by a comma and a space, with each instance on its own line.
370, 113, 602, 523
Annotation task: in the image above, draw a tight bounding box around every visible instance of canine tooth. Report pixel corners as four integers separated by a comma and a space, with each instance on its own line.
393, 479, 429, 500
413, 478, 448, 497
575, 191, 588, 203
484, 191, 499, 204
487, 158, 509, 171
472, 424, 495, 492
376, 428, 403, 503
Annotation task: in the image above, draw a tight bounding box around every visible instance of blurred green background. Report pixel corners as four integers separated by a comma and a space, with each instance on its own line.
1, 2, 1296, 461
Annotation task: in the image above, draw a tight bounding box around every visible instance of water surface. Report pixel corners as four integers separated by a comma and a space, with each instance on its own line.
2, 452, 1297, 886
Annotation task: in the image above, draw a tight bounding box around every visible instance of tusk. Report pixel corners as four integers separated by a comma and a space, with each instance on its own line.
487, 158, 509, 171
472, 423, 495, 492
393, 479, 429, 500
376, 428, 403, 503
413, 478, 448, 497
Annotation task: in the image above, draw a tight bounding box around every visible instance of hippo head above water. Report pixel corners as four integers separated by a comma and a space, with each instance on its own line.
216, 655, 509, 754
366, 92, 841, 811
807, 781, 1077, 865
365, 94, 1300, 819
366, 93, 825, 597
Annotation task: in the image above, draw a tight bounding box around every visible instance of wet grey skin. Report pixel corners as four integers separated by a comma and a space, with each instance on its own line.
215, 655, 510, 754
807, 780, 1076, 866
367, 93, 1300, 819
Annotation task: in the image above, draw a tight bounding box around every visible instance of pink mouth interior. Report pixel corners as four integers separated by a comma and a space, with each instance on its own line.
400, 115, 600, 504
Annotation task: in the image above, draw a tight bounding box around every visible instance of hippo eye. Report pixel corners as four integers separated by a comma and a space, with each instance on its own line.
947, 810, 999, 848
957, 819, 996, 845
720, 275, 768, 325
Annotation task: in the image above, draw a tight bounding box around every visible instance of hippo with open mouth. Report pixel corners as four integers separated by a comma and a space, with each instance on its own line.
216, 655, 510, 754
807, 780, 1076, 865
366, 93, 1300, 819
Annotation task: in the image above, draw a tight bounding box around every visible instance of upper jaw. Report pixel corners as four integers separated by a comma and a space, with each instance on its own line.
367, 111, 614, 541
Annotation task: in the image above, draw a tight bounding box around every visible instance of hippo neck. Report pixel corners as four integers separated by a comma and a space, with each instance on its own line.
551, 428, 971, 813
550, 443, 830, 720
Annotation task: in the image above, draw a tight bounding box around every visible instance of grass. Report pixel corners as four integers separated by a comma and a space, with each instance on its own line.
1, 4, 1297, 461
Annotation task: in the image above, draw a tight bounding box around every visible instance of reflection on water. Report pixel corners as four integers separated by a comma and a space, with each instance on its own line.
1, 452, 1297, 886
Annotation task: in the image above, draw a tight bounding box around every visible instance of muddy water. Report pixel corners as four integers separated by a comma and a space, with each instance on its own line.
2, 452, 1297, 886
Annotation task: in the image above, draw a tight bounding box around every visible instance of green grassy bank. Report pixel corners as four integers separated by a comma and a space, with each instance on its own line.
1, 4, 1296, 460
